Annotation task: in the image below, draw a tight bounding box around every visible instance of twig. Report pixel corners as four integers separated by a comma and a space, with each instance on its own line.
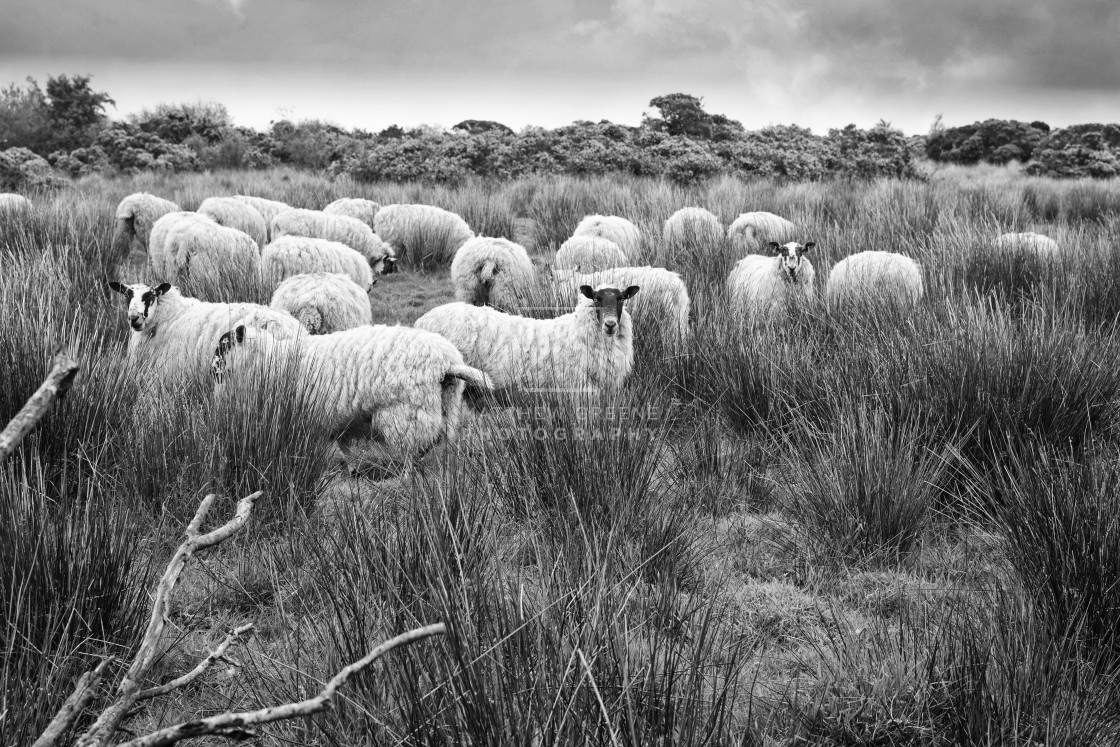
135, 624, 255, 702
116, 622, 448, 747
0, 351, 80, 463
30, 657, 113, 747
75, 492, 259, 747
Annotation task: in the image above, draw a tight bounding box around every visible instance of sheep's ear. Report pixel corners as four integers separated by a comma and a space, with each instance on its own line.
108, 281, 127, 295
769, 241, 782, 253
579, 285, 595, 300
234, 324, 247, 344
803, 242, 815, 252
621, 285, 640, 300
154, 282, 171, 296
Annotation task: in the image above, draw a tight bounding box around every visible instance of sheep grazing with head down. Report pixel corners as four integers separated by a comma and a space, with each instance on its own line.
232, 195, 292, 241
571, 215, 642, 263
147, 211, 260, 290
197, 196, 269, 246
209, 321, 492, 469
826, 251, 924, 312
111, 192, 180, 261
728, 211, 797, 255
0, 193, 32, 213
728, 241, 817, 324
108, 281, 304, 382
323, 197, 381, 229
272, 208, 397, 277
260, 235, 374, 292
993, 231, 1060, 259
451, 236, 536, 311
415, 284, 640, 395
663, 207, 723, 247
270, 272, 372, 335
552, 266, 689, 344
554, 235, 628, 272
373, 203, 475, 267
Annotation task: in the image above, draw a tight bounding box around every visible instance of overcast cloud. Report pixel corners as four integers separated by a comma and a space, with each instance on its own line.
1, 0, 1116, 133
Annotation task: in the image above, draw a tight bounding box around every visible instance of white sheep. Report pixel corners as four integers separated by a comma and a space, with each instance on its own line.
198, 196, 269, 246
727, 241, 817, 324
993, 231, 1060, 258
552, 266, 690, 344
111, 192, 180, 260
272, 208, 397, 276
728, 211, 797, 255
572, 215, 642, 262
148, 211, 260, 288
107, 281, 304, 381
233, 195, 292, 241
663, 207, 723, 246
373, 203, 475, 266
415, 284, 640, 395
0, 193, 32, 213
826, 251, 924, 311
269, 272, 372, 334
451, 236, 535, 311
210, 322, 492, 466
260, 235, 375, 291
323, 197, 381, 228
554, 235, 628, 272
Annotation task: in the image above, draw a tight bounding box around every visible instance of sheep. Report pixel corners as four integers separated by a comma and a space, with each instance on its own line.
147, 211, 260, 290
451, 236, 535, 311
260, 235, 375, 291
728, 211, 797, 255
209, 322, 493, 467
272, 208, 397, 276
552, 266, 689, 344
993, 231, 1060, 258
232, 195, 292, 241
554, 235, 628, 272
663, 207, 723, 246
197, 196, 269, 246
107, 281, 304, 381
323, 197, 381, 228
415, 284, 640, 395
571, 215, 642, 262
727, 241, 817, 324
111, 192, 180, 260
0, 193, 32, 213
269, 272, 372, 334
826, 250, 924, 311
373, 203, 475, 266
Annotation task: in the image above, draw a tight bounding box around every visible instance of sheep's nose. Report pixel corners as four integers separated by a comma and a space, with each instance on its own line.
604, 320, 617, 335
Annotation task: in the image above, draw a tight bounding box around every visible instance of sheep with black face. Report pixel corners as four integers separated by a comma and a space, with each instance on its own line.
415, 284, 640, 395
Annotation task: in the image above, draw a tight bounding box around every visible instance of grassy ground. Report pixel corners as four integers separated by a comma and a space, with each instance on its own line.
3, 167, 1120, 745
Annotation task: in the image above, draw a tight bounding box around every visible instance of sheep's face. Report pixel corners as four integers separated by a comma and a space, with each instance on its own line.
108, 281, 170, 331
771, 241, 814, 282
210, 324, 248, 385
371, 254, 399, 277
580, 284, 640, 337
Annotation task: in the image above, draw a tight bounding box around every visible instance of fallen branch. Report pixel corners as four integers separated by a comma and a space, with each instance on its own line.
135, 624, 254, 702
116, 622, 448, 747
0, 351, 80, 463
74, 492, 259, 747
31, 657, 114, 747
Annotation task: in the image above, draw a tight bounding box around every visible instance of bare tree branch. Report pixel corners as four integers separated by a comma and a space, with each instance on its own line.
30, 657, 113, 747
74, 492, 259, 747
116, 622, 448, 747
135, 624, 255, 702
0, 351, 80, 463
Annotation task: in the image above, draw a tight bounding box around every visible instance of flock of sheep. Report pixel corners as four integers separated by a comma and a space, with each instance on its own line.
1, 187, 1060, 476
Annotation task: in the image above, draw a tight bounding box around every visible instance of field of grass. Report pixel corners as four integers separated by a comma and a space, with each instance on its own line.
3, 166, 1120, 745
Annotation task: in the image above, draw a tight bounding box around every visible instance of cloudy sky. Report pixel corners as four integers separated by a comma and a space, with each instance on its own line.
2, 0, 1118, 135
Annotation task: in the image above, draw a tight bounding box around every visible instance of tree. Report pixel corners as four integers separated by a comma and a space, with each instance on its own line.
644, 93, 713, 138
0, 77, 50, 152
43, 74, 114, 152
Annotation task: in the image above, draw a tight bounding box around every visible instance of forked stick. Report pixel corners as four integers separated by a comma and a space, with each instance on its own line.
0, 351, 80, 463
